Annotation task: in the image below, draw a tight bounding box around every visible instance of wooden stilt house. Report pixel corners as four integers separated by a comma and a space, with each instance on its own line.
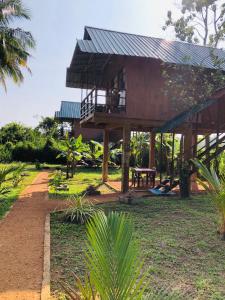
66, 26, 225, 193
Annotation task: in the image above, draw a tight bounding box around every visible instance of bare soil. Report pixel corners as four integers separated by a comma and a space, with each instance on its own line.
0, 172, 66, 300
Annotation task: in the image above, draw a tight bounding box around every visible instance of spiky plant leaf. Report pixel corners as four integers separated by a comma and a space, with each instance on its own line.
85, 211, 147, 300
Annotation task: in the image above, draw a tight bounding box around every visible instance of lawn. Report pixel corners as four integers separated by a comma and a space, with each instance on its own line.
51, 196, 225, 300
0, 164, 38, 219
49, 167, 121, 198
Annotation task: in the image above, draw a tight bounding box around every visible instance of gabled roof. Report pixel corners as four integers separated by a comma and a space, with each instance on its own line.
67, 26, 225, 89
55, 101, 81, 120
79, 26, 225, 70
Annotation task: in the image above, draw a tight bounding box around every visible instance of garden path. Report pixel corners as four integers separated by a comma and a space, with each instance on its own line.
0, 172, 66, 300
0, 171, 119, 300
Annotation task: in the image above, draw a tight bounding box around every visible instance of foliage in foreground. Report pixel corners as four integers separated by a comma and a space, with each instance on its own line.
62, 211, 147, 299
62, 194, 99, 225
192, 159, 225, 239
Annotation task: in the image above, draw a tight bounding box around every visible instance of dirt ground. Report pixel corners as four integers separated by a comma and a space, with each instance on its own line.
0, 172, 67, 300
0, 172, 119, 300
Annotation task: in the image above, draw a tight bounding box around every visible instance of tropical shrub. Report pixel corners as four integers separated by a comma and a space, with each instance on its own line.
0, 164, 20, 195
62, 194, 99, 225
192, 159, 225, 240
11, 163, 26, 187
0, 144, 12, 162
49, 171, 65, 192
62, 211, 147, 299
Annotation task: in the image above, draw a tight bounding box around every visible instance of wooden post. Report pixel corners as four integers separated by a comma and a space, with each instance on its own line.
149, 132, 156, 168
180, 124, 192, 198
102, 129, 109, 182
191, 133, 198, 181
183, 125, 193, 161
122, 125, 131, 193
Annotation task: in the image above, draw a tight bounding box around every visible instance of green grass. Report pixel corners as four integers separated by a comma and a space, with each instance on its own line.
51, 196, 225, 299
0, 164, 38, 219
49, 167, 121, 198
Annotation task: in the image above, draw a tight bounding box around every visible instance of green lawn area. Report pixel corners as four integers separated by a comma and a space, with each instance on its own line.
49, 167, 121, 198
51, 196, 225, 300
0, 164, 38, 219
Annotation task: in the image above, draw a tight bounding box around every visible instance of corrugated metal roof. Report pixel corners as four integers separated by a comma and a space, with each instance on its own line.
55, 101, 81, 120
75, 26, 225, 71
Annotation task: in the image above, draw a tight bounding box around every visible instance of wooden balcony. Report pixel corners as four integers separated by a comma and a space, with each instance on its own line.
81, 88, 126, 120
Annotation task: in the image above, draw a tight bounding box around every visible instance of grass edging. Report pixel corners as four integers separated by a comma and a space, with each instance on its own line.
0, 171, 39, 222
41, 213, 51, 300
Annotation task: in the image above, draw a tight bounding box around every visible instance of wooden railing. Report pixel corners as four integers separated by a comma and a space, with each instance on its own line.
80, 88, 126, 120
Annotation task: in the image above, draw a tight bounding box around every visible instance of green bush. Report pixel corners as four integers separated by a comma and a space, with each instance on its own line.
0, 144, 12, 162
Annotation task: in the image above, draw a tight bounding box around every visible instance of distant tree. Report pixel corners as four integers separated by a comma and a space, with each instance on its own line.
163, 0, 225, 111
0, 122, 34, 144
36, 117, 59, 138
0, 0, 35, 90
164, 0, 225, 47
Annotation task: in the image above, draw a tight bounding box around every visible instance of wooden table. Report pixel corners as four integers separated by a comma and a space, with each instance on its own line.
132, 168, 156, 188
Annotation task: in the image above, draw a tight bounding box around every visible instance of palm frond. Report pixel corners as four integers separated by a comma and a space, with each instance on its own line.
85, 211, 147, 300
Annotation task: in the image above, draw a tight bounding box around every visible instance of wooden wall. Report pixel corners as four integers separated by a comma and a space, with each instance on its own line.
125, 57, 175, 121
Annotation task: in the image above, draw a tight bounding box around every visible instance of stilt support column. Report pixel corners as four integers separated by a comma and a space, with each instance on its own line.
102, 129, 109, 182
149, 132, 156, 168
122, 125, 131, 193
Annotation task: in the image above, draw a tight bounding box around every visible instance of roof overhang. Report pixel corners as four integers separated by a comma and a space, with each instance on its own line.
66, 43, 112, 89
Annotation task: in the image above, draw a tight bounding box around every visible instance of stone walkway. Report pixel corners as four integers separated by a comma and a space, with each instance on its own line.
0, 172, 66, 300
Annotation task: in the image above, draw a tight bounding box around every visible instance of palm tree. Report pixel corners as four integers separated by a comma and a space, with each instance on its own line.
0, 0, 35, 89
192, 159, 225, 240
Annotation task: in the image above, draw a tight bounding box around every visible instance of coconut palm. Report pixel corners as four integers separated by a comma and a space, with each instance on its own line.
0, 0, 35, 89
192, 159, 225, 240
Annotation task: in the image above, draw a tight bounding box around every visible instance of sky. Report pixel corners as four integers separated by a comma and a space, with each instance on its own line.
0, 0, 179, 127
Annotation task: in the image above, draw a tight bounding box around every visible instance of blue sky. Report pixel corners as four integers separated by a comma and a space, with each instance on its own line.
0, 0, 178, 127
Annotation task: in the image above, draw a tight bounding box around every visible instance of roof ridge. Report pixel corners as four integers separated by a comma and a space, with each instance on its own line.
61, 101, 81, 104
85, 26, 224, 52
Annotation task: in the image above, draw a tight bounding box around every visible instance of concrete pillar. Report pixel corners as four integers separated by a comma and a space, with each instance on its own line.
102, 129, 109, 182
122, 125, 131, 193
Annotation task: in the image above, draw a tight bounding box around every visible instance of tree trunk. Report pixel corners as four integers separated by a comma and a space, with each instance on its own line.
219, 216, 225, 240
66, 162, 69, 179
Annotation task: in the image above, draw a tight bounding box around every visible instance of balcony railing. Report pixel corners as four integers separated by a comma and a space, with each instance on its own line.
81, 88, 126, 120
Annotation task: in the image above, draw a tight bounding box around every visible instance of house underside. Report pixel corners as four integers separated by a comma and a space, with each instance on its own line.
66, 26, 225, 193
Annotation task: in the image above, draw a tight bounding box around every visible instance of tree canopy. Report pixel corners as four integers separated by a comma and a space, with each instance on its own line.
162, 0, 225, 110
0, 0, 35, 90
164, 0, 225, 46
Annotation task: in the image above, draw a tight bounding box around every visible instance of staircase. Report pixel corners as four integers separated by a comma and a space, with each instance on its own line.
194, 133, 225, 165
152, 98, 225, 192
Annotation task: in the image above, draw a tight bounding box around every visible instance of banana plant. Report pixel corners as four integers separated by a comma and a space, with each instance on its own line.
57, 134, 90, 178
192, 159, 225, 240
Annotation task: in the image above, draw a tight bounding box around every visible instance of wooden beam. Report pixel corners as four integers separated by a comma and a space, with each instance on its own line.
121, 125, 131, 193
102, 129, 109, 182
149, 132, 156, 168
